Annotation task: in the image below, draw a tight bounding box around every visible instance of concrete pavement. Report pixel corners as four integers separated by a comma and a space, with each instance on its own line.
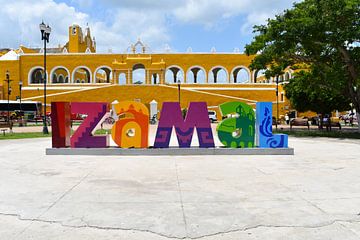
1, 137, 360, 239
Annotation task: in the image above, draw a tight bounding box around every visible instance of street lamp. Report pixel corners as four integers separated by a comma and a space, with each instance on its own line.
19, 80, 23, 111
275, 75, 279, 131
4, 70, 12, 123
177, 79, 181, 103
19, 80, 23, 126
40, 21, 51, 134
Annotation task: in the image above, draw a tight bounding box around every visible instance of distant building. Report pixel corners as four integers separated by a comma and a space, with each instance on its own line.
0, 24, 292, 118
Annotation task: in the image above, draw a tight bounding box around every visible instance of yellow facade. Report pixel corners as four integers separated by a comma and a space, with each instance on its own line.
0, 25, 292, 119
65, 24, 96, 53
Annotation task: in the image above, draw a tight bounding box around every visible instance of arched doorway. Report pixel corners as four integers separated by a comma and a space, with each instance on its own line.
165, 66, 184, 83
50, 67, 70, 84
231, 66, 250, 83
253, 69, 268, 83
209, 66, 228, 83
28, 67, 46, 84
187, 66, 206, 84
72, 66, 91, 83
132, 64, 145, 84
95, 66, 112, 83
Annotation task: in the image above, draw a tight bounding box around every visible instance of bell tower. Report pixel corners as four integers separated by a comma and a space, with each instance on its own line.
66, 24, 96, 53
68, 24, 82, 53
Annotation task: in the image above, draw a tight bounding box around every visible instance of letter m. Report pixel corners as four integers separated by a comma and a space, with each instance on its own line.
154, 102, 215, 148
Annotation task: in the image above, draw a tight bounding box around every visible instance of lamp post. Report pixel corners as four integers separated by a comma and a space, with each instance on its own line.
19, 80, 23, 111
4, 70, 12, 123
275, 75, 279, 131
177, 79, 181, 103
19, 80, 23, 126
40, 21, 51, 134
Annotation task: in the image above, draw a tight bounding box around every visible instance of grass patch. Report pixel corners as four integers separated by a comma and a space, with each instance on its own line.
0, 132, 51, 140
0, 127, 108, 140
94, 129, 111, 135
275, 130, 360, 139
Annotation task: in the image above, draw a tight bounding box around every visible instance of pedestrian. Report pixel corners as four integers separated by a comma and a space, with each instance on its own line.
285, 114, 289, 125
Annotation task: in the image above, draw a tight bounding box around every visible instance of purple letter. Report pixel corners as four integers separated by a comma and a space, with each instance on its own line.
71, 102, 109, 148
154, 102, 215, 148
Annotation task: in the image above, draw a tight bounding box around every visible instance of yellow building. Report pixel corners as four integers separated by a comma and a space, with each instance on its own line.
0, 24, 292, 119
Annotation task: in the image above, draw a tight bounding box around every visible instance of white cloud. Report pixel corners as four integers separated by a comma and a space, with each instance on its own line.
0, 0, 299, 52
173, 0, 296, 28
0, 0, 88, 48
100, 0, 186, 10
90, 9, 170, 52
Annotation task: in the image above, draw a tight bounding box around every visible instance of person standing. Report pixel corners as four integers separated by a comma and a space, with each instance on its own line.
285, 114, 290, 125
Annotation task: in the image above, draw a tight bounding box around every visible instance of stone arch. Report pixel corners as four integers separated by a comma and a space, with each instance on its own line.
279, 75, 284, 83
28, 66, 49, 84
165, 65, 185, 83
284, 70, 294, 81
284, 72, 290, 81
132, 63, 146, 84
72, 66, 92, 84
209, 66, 229, 84
230, 66, 251, 83
50, 66, 70, 84
187, 65, 206, 84
94, 66, 112, 83
253, 69, 269, 83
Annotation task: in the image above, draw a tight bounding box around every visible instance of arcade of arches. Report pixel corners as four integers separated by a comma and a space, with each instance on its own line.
1, 43, 293, 118
27, 61, 292, 85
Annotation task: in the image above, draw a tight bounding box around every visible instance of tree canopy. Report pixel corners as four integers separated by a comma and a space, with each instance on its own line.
245, 0, 359, 117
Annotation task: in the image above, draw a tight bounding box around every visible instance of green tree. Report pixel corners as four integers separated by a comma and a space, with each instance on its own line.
245, 0, 360, 130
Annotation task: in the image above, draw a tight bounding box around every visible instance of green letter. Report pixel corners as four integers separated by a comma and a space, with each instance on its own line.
216, 102, 255, 148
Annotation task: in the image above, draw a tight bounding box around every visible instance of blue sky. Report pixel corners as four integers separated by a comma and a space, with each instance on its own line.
0, 0, 299, 53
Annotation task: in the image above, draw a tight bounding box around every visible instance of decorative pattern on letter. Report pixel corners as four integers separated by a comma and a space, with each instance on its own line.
154, 102, 214, 148
70, 102, 109, 148
256, 102, 288, 148
111, 101, 149, 148
217, 101, 255, 148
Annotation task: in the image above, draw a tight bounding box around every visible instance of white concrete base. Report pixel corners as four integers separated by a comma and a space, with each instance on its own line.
46, 147, 294, 156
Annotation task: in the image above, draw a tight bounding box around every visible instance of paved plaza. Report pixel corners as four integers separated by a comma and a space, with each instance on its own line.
1, 136, 360, 239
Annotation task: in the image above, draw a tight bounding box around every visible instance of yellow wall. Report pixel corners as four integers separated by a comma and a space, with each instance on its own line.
1, 51, 290, 118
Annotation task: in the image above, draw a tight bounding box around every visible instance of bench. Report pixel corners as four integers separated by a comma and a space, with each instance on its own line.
323, 117, 341, 130
0, 121, 13, 135
290, 118, 310, 130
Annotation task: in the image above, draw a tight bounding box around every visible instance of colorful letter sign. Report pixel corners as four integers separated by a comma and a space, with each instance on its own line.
71, 102, 109, 148
111, 101, 149, 148
51, 102, 71, 148
154, 102, 215, 148
256, 102, 288, 148
51, 100, 288, 150
217, 101, 255, 148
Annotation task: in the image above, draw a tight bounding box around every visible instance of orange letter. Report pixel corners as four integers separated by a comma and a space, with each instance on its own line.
111, 101, 149, 148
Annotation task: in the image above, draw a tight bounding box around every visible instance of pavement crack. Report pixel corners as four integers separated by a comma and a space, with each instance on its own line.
39, 171, 93, 217
0, 212, 185, 239
1, 212, 360, 239
174, 158, 188, 237
17, 170, 93, 236
255, 168, 272, 175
